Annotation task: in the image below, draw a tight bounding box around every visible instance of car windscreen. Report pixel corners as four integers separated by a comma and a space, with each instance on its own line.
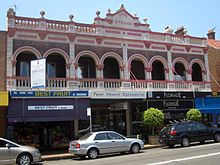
79, 132, 93, 140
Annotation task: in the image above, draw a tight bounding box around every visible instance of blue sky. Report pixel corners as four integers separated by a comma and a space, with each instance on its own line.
1, 0, 220, 39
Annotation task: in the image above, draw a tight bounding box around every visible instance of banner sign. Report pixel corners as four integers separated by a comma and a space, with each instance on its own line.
10, 90, 89, 98
90, 91, 146, 99
31, 59, 46, 88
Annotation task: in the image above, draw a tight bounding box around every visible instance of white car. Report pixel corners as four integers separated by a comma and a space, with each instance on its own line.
69, 131, 144, 159
0, 137, 41, 165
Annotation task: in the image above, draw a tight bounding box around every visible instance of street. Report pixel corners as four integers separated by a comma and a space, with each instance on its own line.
39, 142, 220, 165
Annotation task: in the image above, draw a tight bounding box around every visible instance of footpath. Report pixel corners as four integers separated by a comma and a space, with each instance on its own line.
41, 144, 161, 161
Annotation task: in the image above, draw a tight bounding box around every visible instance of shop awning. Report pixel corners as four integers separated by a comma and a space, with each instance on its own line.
8, 98, 90, 122
198, 108, 220, 114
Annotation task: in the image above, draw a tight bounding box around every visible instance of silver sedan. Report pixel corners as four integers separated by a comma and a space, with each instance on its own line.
69, 131, 144, 159
0, 137, 41, 165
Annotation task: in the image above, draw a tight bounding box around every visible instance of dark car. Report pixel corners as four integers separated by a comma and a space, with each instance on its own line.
158, 120, 220, 148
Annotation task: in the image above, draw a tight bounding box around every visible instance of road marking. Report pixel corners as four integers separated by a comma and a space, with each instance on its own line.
144, 152, 220, 165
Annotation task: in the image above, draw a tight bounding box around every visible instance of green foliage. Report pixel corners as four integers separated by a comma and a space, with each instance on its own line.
143, 107, 164, 135
186, 108, 202, 121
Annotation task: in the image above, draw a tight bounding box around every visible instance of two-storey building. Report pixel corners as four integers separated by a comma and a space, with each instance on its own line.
195, 30, 220, 127
5, 5, 211, 148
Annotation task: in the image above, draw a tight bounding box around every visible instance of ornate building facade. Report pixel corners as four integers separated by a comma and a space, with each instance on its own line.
5, 5, 211, 147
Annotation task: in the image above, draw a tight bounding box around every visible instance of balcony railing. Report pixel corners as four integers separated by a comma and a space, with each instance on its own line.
7, 76, 211, 92
10, 16, 206, 46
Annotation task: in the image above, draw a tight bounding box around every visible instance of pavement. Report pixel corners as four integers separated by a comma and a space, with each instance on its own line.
41, 144, 162, 161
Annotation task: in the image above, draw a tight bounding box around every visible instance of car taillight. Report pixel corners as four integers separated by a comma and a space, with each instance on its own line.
75, 143, 80, 148
170, 130, 177, 136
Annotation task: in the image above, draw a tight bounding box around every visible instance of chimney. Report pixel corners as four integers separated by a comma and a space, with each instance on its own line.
207, 29, 215, 40
175, 26, 187, 35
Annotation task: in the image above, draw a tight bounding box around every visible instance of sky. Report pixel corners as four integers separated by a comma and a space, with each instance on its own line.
1, 0, 220, 39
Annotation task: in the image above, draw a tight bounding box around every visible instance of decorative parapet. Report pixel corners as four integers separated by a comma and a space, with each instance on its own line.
7, 7, 206, 47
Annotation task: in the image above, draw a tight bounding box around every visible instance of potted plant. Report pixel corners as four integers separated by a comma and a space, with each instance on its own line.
186, 108, 202, 121
143, 107, 164, 144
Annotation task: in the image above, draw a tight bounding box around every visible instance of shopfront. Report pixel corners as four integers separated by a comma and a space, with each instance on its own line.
195, 97, 220, 127
147, 92, 195, 123
7, 90, 90, 150
89, 91, 147, 136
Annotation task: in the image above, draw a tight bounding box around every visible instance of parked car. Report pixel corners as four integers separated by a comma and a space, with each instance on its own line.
158, 120, 220, 148
69, 131, 144, 159
0, 137, 41, 165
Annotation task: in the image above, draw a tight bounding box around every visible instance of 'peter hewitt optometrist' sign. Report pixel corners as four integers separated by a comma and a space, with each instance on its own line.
90, 91, 146, 99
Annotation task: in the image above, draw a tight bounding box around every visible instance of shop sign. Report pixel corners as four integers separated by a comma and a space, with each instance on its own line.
147, 99, 194, 110
148, 92, 194, 99
90, 91, 146, 99
0, 91, 8, 106
28, 105, 74, 111
10, 90, 89, 98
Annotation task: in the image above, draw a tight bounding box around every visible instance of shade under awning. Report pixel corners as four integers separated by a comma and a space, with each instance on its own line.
8, 98, 90, 123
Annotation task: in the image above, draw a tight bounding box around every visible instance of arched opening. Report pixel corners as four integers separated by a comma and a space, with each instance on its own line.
78, 56, 96, 78
192, 63, 202, 81
174, 62, 186, 81
130, 59, 145, 80
103, 57, 120, 79
152, 60, 165, 80
16, 52, 37, 77
46, 53, 66, 78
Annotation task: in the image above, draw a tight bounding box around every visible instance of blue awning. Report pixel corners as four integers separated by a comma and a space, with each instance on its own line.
198, 108, 220, 114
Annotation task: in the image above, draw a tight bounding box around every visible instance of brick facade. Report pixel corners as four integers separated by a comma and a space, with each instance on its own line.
0, 31, 7, 137
208, 46, 220, 92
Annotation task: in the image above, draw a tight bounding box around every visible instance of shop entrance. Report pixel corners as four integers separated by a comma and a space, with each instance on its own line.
12, 121, 74, 151
79, 107, 126, 136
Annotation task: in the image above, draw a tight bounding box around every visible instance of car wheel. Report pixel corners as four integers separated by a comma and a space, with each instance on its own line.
130, 143, 140, 154
87, 148, 98, 159
181, 137, 190, 147
214, 133, 220, 142
17, 153, 32, 165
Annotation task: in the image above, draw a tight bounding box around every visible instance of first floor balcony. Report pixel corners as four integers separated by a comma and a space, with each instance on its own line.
6, 76, 211, 93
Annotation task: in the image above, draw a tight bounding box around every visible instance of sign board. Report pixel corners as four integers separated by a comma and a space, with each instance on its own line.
10, 90, 89, 98
28, 105, 74, 111
87, 107, 91, 116
90, 91, 146, 99
31, 59, 46, 88
0, 91, 8, 106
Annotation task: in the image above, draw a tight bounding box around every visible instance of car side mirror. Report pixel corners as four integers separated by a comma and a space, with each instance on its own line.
5, 143, 10, 149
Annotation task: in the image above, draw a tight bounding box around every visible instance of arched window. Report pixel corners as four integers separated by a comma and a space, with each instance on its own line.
16, 52, 37, 77
103, 57, 120, 79
130, 60, 145, 80
174, 62, 186, 81
78, 56, 96, 78
152, 60, 165, 80
192, 63, 202, 81
46, 53, 66, 78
